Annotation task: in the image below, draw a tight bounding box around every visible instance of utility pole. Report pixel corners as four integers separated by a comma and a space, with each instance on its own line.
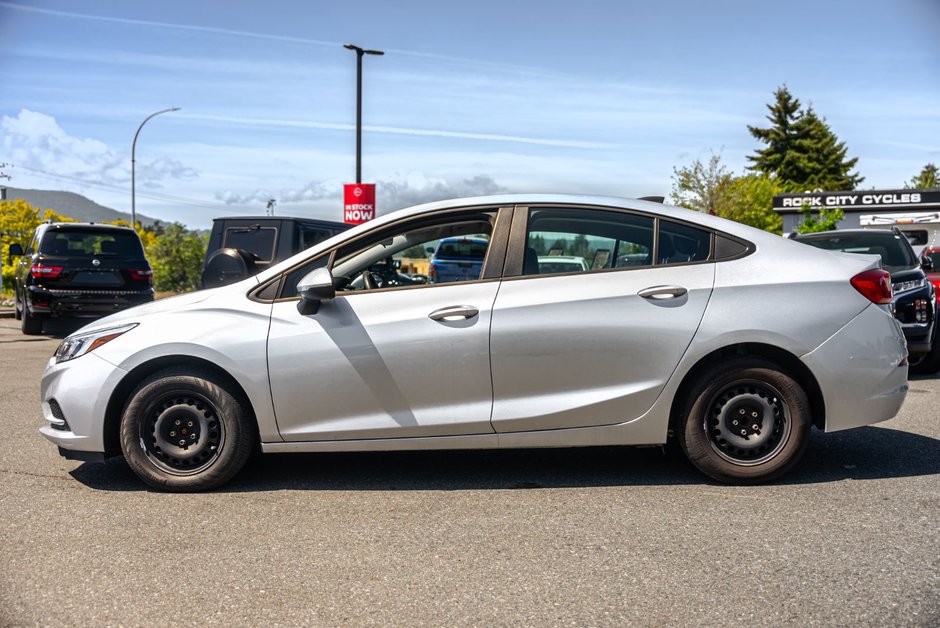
343, 44, 384, 184
266, 199, 277, 216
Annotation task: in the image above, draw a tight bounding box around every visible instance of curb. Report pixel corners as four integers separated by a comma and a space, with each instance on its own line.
0, 310, 15, 318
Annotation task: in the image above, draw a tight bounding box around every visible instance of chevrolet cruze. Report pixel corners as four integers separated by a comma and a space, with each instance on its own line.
40, 195, 909, 491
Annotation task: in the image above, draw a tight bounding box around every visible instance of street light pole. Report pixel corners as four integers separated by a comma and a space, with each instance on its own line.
343, 44, 383, 184
132, 107, 180, 229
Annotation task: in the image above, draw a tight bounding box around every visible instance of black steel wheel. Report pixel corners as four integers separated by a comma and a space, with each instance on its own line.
678, 358, 811, 484
120, 367, 255, 491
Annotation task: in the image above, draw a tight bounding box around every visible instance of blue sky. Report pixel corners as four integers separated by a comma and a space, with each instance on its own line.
1, 0, 938, 228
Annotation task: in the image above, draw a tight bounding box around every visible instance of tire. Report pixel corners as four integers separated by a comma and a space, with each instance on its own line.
678, 358, 811, 484
13, 285, 22, 320
20, 292, 43, 335
202, 248, 257, 289
908, 332, 940, 375
119, 367, 255, 492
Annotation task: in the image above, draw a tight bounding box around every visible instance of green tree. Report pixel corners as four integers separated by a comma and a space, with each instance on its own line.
796, 205, 844, 233
718, 174, 784, 234
1, 199, 42, 292
147, 222, 208, 292
670, 152, 733, 214
905, 163, 939, 189
748, 86, 863, 190
747, 86, 802, 179
671, 153, 782, 234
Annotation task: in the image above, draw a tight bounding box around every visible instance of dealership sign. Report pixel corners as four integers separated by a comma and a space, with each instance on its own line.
343, 183, 376, 224
773, 188, 940, 212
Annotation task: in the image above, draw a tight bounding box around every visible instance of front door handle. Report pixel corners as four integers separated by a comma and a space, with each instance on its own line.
429, 305, 479, 322
638, 285, 688, 300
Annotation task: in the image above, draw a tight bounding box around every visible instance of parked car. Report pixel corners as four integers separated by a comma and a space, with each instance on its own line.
10, 222, 153, 335
921, 245, 940, 307
202, 216, 350, 288
537, 255, 590, 274
861, 211, 940, 257
790, 228, 939, 374
40, 195, 907, 491
428, 236, 488, 283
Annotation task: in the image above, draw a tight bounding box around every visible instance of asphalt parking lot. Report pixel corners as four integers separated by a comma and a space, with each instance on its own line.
0, 316, 937, 626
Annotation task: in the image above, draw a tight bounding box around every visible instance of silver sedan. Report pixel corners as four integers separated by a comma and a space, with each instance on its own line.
39, 195, 908, 491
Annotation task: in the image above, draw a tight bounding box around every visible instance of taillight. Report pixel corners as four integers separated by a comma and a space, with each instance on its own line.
30, 264, 63, 279
851, 269, 893, 304
129, 268, 153, 282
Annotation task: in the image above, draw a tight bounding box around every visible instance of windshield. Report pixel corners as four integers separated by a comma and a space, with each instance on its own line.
799, 232, 917, 271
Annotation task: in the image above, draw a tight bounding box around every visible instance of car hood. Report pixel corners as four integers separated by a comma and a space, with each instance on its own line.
69, 280, 255, 335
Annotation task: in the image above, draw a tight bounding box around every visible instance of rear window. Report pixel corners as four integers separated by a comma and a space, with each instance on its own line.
435, 238, 487, 260
223, 226, 277, 262
799, 233, 917, 270
40, 229, 144, 258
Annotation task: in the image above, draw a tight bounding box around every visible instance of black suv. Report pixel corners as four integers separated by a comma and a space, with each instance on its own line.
792, 228, 940, 374
201, 216, 350, 288
10, 222, 154, 335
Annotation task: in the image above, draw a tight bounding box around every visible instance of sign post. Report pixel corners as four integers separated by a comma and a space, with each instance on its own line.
343, 183, 376, 225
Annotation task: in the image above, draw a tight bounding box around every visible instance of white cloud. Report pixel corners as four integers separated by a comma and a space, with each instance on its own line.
215, 173, 506, 213
0, 109, 197, 189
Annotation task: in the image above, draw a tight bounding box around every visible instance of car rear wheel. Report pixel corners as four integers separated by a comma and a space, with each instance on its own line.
20, 291, 43, 335
13, 284, 22, 320
119, 367, 255, 492
678, 358, 811, 484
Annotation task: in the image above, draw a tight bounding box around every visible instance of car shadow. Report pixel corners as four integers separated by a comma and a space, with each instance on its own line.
69, 425, 940, 493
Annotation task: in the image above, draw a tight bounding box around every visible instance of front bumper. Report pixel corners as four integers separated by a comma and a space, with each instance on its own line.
802, 304, 908, 432
38, 352, 128, 455
28, 285, 153, 318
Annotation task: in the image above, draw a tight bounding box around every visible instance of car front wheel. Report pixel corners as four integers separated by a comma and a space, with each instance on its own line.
119, 367, 255, 491
678, 358, 811, 484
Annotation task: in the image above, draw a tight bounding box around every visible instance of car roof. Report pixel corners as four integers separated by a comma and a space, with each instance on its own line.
42, 222, 137, 233
255, 194, 854, 285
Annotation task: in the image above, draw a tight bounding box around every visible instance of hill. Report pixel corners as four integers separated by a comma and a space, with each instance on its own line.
0, 187, 157, 227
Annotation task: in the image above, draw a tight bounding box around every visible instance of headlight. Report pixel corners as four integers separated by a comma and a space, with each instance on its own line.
892, 278, 926, 294
54, 323, 138, 364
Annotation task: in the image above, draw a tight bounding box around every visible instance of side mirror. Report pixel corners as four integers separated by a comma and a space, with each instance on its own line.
296, 267, 336, 316
922, 257, 934, 272
425, 246, 434, 254
9, 243, 23, 257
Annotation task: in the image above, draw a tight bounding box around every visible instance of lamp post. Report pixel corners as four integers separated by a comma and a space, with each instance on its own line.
131, 107, 180, 229
343, 44, 383, 184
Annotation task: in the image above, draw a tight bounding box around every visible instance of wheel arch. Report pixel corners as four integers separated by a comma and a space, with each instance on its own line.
102, 355, 259, 458
669, 342, 826, 434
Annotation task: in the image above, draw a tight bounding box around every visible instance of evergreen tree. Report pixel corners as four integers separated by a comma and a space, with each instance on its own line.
904, 163, 939, 189
788, 107, 863, 190
747, 86, 802, 178
748, 86, 863, 190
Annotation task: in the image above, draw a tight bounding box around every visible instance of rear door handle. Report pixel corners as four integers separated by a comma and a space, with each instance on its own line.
429, 305, 479, 322
638, 285, 688, 300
